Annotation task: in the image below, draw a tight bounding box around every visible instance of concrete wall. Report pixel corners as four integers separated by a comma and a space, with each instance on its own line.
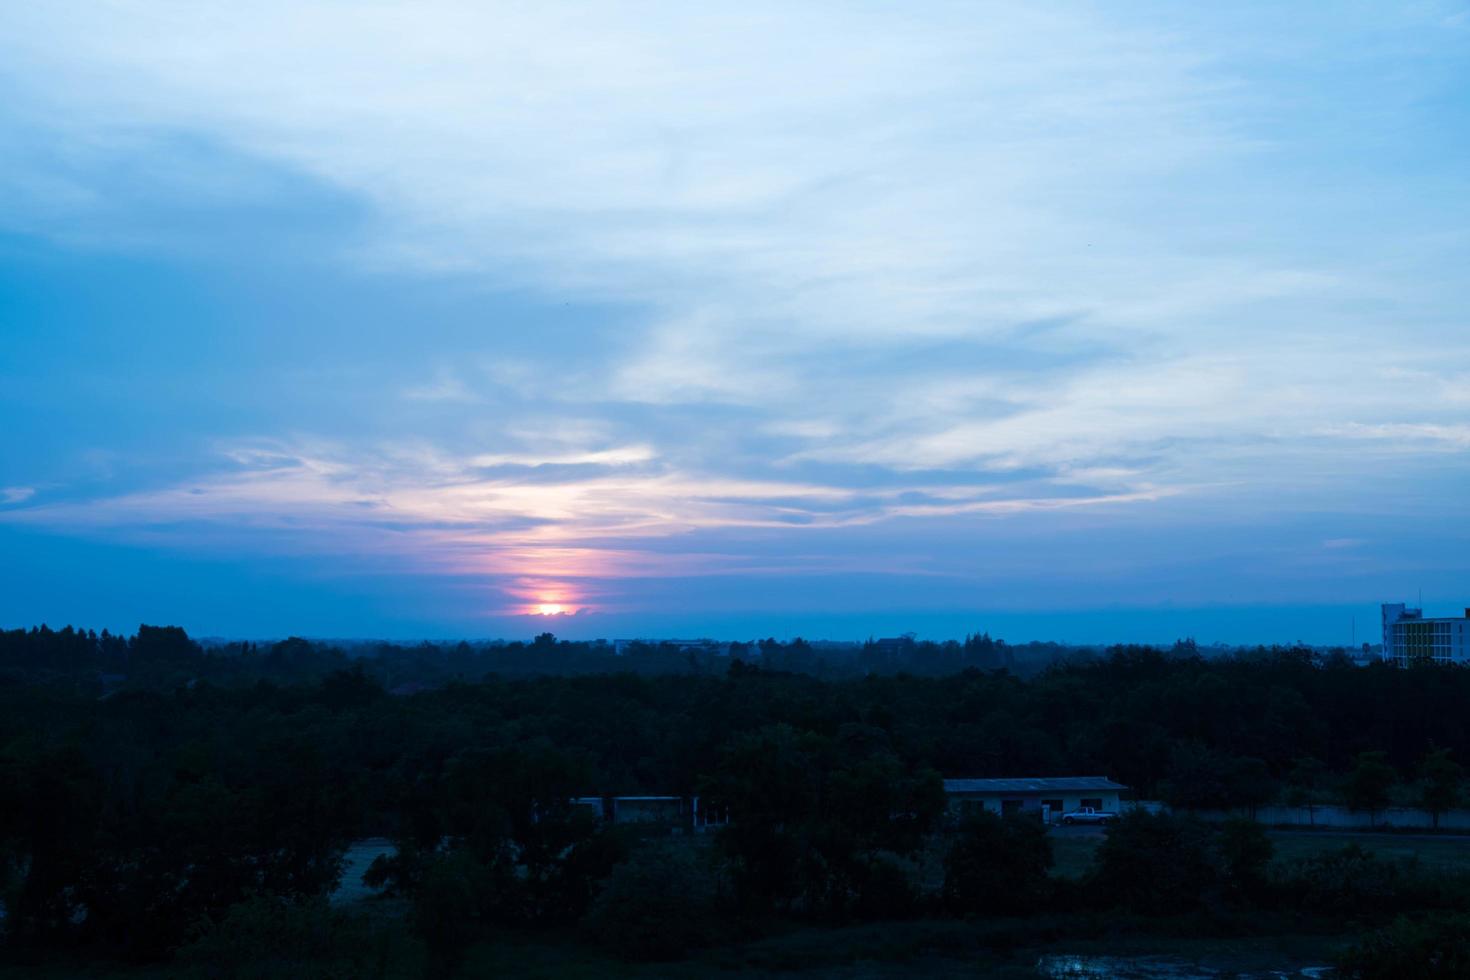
1188, 803, 1470, 830
610, 797, 685, 824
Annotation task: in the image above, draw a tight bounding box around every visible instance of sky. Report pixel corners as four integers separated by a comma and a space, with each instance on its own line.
2, 2, 1468, 644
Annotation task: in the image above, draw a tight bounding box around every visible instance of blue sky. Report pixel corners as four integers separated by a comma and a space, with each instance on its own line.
2, 2, 1468, 643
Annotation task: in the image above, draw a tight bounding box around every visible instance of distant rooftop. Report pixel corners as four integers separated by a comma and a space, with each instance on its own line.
1384, 604, 1470, 623
943, 776, 1127, 794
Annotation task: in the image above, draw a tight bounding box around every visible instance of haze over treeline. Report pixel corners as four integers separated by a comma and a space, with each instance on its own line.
0, 621, 1371, 690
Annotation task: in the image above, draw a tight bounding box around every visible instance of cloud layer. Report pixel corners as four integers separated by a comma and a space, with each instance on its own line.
1, 2, 1468, 632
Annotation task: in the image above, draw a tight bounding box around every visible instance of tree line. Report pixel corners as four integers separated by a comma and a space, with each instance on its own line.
0, 623, 1161, 689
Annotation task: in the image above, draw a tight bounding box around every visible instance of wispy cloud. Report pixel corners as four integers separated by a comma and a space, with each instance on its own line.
0, 436, 1162, 611
1319, 422, 1470, 449
401, 371, 481, 404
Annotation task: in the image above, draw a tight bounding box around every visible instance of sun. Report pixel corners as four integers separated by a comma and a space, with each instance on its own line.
535, 603, 566, 616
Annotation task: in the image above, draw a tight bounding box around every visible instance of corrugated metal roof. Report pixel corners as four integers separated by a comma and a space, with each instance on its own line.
942, 776, 1127, 794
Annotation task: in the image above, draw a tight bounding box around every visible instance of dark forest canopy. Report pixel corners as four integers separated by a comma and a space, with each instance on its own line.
0, 621, 1447, 795
1, 621, 1465, 971
0, 621, 1367, 689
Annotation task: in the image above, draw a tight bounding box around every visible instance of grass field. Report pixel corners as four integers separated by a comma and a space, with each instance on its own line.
1, 924, 1344, 980
458, 923, 1039, 979
9, 826, 1452, 979
1047, 823, 1470, 879
1268, 828, 1470, 870
1050, 828, 1109, 878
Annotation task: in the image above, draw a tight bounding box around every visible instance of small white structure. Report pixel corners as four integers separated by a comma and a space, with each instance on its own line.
1381, 604, 1470, 666
571, 794, 727, 832
943, 776, 1127, 822
612, 638, 723, 656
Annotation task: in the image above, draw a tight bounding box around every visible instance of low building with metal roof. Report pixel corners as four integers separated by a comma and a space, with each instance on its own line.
943, 776, 1128, 822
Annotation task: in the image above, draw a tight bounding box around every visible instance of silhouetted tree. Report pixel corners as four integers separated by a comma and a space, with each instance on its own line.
1418, 745, 1463, 830
1345, 751, 1397, 826
1286, 756, 1327, 826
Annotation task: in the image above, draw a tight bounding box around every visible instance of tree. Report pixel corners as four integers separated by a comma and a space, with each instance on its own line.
130, 624, 198, 664
1285, 756, 1327, 827
1160, 743, 1231, 811
1418, 745, 1463, 830
1224, 756, 1276, 819
1345, 751, 1397, 826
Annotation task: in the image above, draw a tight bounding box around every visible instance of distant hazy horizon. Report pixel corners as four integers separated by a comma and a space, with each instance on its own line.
5, 599, 1437, 650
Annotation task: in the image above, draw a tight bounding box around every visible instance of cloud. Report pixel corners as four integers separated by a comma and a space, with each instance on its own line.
401, 371, 481, 404
0, 2, 1467, 620
468, 446, 657, 469
3, 5, 1463, 400
0, 6, 1264, 334
1, 487, 36, 505
1320, 422, 1470, 449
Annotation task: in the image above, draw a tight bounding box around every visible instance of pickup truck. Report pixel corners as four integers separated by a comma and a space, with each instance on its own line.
1058, 806, 1117, 826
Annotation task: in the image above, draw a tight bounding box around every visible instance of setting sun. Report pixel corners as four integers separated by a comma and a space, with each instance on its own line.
535, 603, 565, 616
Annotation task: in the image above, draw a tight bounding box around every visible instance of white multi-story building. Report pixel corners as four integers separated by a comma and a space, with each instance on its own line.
1381, 604, 1470, 666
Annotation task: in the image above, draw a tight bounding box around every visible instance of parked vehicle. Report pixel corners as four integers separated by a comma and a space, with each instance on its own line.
1060, 806, 1117, 826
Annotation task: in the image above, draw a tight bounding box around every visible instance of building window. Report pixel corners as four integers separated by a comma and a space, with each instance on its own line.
1001, 799, 1024, 815
1081, 798, 1103, 811
1042, 799, 1064, 818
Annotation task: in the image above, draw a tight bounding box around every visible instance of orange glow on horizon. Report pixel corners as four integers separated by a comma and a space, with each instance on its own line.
505, 576, 587, 617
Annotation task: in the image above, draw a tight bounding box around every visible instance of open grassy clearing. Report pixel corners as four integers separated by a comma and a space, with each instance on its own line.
2, 925, 1343, 980
1268, 829, 1470, 871
1047, 824, 1470, 880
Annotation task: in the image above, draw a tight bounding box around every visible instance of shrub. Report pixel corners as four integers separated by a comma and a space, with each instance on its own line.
942, 811, 1052, 917
1337, 913, 1470, 979
581, 843, 724, 961
852, 852, 922, 920
412, 849, 494, 962
1273, 844, 1470, 915
1273, 844, 1400, 914
176, 895, 408, 980
1088, 810, 1219, 915
1217, 818, 1273, 898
